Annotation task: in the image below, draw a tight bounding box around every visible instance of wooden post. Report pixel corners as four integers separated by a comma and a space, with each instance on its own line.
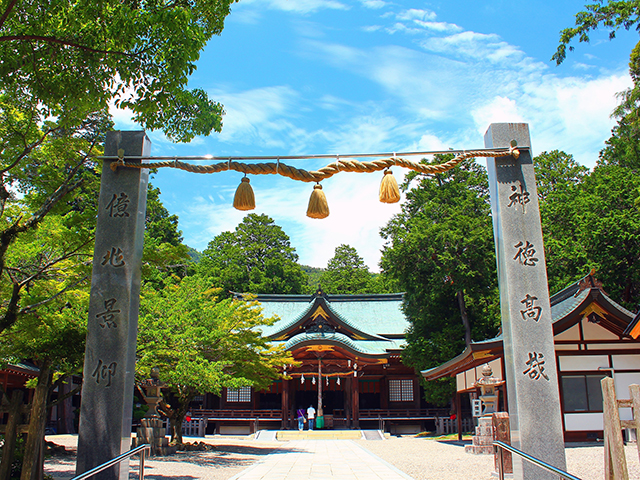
456, 392, 462, 441
0, 390, 24, 479
601, 377, 628, 480
352, 375, 360, 429
380, 376, 388, 410
345, 376, 351, 428
282, 379, 290, 429
317, 359, 323, 417
629, 384, 640, 464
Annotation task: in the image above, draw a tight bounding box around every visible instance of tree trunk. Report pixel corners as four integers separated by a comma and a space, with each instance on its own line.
21, 363, 52, 480
456, 289, 471, 347
0, 390, 24, 480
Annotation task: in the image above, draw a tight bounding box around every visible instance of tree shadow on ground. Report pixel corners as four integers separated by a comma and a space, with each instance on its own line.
46, 443, 308, 478
147, 444, 305, 468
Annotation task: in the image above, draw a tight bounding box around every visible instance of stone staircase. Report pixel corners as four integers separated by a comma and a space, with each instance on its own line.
276, 430, 367, 440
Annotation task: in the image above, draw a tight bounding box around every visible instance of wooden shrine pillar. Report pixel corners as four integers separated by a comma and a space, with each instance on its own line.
352, 376, 360, 429
380, 376, 388, 410
282, 379, 290, 429
345, 376, 352, 428
456, 392, 463, 441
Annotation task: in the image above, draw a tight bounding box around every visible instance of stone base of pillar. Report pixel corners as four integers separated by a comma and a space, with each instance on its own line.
132, 417, 176, 456
465, 417, 494, 455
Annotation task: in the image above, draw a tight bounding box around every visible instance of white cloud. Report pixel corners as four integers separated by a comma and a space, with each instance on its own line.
359, 0, 387, 9
470, 73, 631, 166
206, 86, 311, 149
421, 31, 526, 64
471, 97, 524, 129
396, 9, 437, 22
237, 0, 348, 14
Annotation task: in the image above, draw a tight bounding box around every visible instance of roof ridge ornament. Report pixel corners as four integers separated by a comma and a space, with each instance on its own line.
576, 268, 607, 296
313, 286, 327, 299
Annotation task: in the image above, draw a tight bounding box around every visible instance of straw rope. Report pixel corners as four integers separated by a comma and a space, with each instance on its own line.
110, 147, 520, 181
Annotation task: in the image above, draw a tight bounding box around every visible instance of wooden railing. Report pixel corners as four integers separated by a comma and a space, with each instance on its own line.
358, 408, 449, 419
190, 409, 282, 419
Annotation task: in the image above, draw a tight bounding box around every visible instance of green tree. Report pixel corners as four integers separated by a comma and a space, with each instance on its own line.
534, 150, 640, 309
554, 1, 640, 170
142, 185, 192, 286
534, 151, 591, 294
137, 275, 292, 443
0, 0, 234, 142
380, 157, 500, 405
0, 214, 90, 480
0, 0, 237, 331
572, 164, 640, 307
197, 214, 308, 296
319, 244, 373, 294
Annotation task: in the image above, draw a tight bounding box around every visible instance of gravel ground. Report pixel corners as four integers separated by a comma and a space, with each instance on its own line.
44, 435, 280, 480
357, 437, 640, 480
44, 434, 640, 480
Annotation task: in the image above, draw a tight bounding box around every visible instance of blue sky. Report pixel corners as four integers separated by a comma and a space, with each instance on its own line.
112, 0, 637, 271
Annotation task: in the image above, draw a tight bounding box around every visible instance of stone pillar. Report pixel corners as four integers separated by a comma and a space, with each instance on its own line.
76, 131, 150, 480
484, 123, 566, 479
493, 412, 513, 474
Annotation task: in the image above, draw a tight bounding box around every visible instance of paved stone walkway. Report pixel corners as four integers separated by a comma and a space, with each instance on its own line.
228, 440, 414, 480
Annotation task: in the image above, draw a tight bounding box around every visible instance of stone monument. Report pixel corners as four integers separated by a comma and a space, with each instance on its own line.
485, 123, 566, 479
76, 131, 150, 480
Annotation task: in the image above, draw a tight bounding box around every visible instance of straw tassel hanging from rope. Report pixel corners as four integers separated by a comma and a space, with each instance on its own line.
307, 183, 329, 219
233, 175, 255, 211
379, 169, 400, 203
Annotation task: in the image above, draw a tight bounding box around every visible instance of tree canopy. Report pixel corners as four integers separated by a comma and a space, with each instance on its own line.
380, 157, 500, 404
197, 214, 309, 296
319, 244, 373, 294
0, 0, 235, 141
137, 275, 292, 443
554, 1, 640, 171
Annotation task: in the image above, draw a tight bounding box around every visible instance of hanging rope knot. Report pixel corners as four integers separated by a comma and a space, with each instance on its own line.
110, 148, 126, 171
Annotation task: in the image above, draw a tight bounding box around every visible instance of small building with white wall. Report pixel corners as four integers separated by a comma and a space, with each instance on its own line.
422, 272, 639, 441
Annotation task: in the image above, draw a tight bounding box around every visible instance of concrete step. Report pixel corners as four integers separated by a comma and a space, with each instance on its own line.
276, 430, 363, 440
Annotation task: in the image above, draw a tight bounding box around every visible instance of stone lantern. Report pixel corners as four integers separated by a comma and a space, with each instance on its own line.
475, 364, 501, 416
132, 368, 176, 455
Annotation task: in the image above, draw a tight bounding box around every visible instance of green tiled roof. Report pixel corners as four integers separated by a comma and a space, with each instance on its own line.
246, 292, 409, 357
274, 332, 402, 357
257, 299, 314, 337
550, 277, 635, 321
326, 295, 408, 336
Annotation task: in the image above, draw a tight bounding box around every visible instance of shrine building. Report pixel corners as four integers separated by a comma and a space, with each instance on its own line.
422, 273, 640, 442
191, 289, 445, 434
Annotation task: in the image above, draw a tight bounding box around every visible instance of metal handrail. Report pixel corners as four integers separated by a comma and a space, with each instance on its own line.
71, 444, 151, 480
494, 441, 581, 480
